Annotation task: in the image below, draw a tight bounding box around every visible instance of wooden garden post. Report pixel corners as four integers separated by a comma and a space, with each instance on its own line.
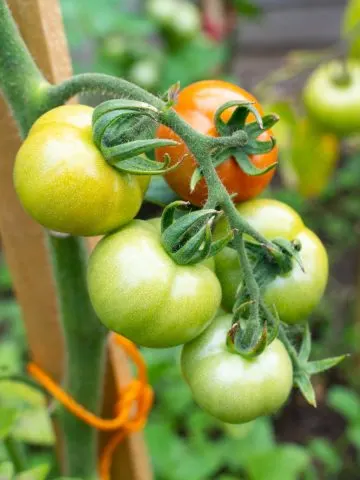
0, 1, 152, 478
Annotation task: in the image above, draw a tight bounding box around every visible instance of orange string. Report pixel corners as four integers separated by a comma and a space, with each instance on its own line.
27, 333, 154, 480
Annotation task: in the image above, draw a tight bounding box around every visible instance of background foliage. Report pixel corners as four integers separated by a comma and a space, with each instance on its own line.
2, 0, 360, 478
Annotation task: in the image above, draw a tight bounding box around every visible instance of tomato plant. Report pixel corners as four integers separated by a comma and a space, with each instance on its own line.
14, 105, 149, 236
215, 199, 329, 324
156, 80, 278, 206
87, 219, 221, 348
181, 313, 293, 424
303, 61, 360, 136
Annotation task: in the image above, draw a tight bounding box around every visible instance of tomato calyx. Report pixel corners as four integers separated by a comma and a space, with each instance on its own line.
280, 324, 348, 407
160, 201, 233, 265
92, 99, 181, 175
190, 101, 279, 190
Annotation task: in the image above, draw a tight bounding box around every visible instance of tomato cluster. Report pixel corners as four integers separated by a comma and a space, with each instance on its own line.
14, 80, 329, 425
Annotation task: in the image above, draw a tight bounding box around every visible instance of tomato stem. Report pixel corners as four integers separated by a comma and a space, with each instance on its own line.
49, 234, 107, 480
0, 3, 106, 478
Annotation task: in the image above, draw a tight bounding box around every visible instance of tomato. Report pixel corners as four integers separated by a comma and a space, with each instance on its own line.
303, 61, 360, 136
87, 219, 222, 348
181, 313, 293, 423
14, 105, 149, 236
156, 80, 277, 207
215, 199, 328, 324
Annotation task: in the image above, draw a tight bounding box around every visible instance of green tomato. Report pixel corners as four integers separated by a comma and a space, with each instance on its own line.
147, 0, 200, 40
181, 314, 293, 424
303, 61, 360, 136
215, 199, 328, 324
87, 220, 222, 348
14, 105, 149, 236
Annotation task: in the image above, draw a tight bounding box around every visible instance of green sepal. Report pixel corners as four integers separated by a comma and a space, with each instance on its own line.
245, 114, 280, 137
298, 323, 311, 362
231, 320, 268, 359
171, 221, 212, 265
161, 200, 190, 232
161, 208, 218, 253
190, 167, 203, 192
109, 151, 180, 175
92, 98, 159, 125
92, 99, 178, 175
243, 135, 276, 155
272, 237, 305, 273
294, 372, 317, 407
214, 100, 263, 136
232, 149, 277, 176
306, 355, 349, 375
105, 138, 179, 163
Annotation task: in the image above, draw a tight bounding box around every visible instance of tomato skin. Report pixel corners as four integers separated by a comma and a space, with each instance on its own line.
181, 314, 293, 423
14, 105, 149, 236
87, 219, 222, 348
303, 61, 360, 136
156, 80, 277, 207
215, 199, 328, 324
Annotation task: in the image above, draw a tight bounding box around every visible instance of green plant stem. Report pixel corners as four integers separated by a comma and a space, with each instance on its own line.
0, 2, 106, 478
4, 436, 27, 473
49, 235, 107, 480
0, 0, 49, 136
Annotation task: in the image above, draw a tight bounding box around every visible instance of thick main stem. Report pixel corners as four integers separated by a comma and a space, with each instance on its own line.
49, 236, 107, 479
0, 2, 106, 478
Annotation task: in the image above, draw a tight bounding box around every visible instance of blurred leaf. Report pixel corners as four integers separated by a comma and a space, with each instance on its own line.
0, 407, 18, 439
273, 106, 339, 199
246, 445, 309, 480
0, 340, 22, 376
308, 438, 342, 474
342, 0, 360, 58
15, 464, 50, 480
145, 176, 179, 206
327, 386, 360, 423
160, 36, 227, 90
348, 425, 360, 450
0, 381, 55, 446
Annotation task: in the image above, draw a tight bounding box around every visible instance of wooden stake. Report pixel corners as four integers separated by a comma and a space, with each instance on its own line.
0, 1, 152, 478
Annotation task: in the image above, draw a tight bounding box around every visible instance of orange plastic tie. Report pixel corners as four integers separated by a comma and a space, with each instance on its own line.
27, 333, 154, 480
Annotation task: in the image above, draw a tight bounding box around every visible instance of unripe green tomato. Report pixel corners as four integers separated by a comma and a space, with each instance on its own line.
127, 58, 160, 90
87, 219, 222, 348
181, 314, 293, 424
14, 106, 149, 236
214, 199, 328, 324
303, 61, 360, 136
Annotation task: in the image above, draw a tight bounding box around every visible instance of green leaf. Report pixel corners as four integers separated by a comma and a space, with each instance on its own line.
233, 150, 277, 176
327, 386, 360, 422
0, 407, 18, 439
144, 176, 179, 206
245, 445, 309, 480
0, 381, 55, 446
